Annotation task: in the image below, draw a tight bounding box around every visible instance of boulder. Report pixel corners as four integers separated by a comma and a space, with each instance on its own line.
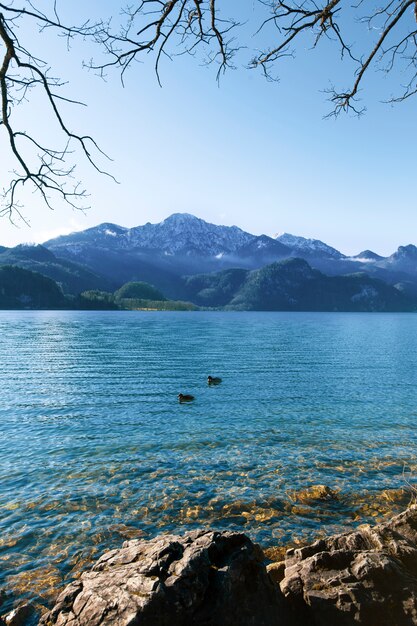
280, 505, 417, 625
36, 506, 417, 626
40, 529, 288, 626
2, 604, 38, 626
267, 561, 286, 585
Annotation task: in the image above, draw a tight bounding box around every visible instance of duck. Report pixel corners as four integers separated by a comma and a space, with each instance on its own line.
178, 393, 195, 403
207, 376, 222, 385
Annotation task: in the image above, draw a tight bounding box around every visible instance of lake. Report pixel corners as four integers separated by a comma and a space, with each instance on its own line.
1, 310, 417, 607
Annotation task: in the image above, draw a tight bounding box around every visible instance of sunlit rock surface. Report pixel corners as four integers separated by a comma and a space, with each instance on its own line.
40, 529, 286, 626
281, 505, 417, 625
40, 506, 417, 626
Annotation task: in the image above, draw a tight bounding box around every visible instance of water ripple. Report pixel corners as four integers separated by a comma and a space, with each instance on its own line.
1, 311, 417, 609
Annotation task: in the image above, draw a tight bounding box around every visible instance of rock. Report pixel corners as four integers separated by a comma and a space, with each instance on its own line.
40, 529, 288, 626
267, 561, 286, 585
280, 504, 417, 625
38, 506, 417, 626
3, 604, 38, 626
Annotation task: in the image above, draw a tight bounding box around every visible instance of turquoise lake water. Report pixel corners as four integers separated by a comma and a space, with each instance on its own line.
1, 310, 417, 606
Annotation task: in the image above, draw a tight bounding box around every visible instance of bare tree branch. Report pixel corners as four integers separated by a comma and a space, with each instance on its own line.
250, 0, 417, 116
1, 0, 417, 219
88, 0, 239, 84
0, 2, 113, 221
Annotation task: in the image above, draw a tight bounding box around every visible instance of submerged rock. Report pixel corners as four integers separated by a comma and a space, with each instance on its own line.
351, 487, 413, 522
288, 484, 340, 504
40, 529, 287, 626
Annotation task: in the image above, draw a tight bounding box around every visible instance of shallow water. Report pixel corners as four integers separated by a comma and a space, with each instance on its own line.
1, 310, 417, 607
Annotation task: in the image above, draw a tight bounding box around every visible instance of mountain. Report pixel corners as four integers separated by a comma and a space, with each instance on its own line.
184, 268, 249, 307
133, 213, 254, 255
40, 214, 417, 299
275, 233, 344, 260
47, 213, 361, 290
0, 244, 112, 295
384, 245, 417, 274
352, 250, 385, 262
347, 245, 417, 286
0, 265, 66, 309
0, 212, 408, 306
44, 214, 293, 291
42, 244, 186, 300
0, 256, 415, 312
235, 235, 291, 265
47, 213, 256, 257
183, 258, 414, 311
115, 281, 166, 301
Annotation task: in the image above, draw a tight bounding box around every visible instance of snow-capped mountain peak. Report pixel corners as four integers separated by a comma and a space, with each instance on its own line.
160, 212, 200, 225
45, 213, 256, 258
127, 213, 254, 255
42, 212, 364, 280
274, 232, 344, 259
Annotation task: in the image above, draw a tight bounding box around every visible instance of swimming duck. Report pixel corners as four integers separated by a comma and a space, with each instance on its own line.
178, 393, 195, 403
207, 376, 222, 385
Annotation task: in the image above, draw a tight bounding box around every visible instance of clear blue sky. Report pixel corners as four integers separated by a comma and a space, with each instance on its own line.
0, 1, 416, 255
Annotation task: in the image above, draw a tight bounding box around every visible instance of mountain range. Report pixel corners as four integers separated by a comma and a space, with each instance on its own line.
1, 213, 417, 310
182, 259, 413, 311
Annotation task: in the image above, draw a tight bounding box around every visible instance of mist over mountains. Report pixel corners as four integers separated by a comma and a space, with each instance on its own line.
1, 213, 417, 310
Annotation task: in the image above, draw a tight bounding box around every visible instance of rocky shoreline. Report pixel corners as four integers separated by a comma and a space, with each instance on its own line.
3, 505, 417, 625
